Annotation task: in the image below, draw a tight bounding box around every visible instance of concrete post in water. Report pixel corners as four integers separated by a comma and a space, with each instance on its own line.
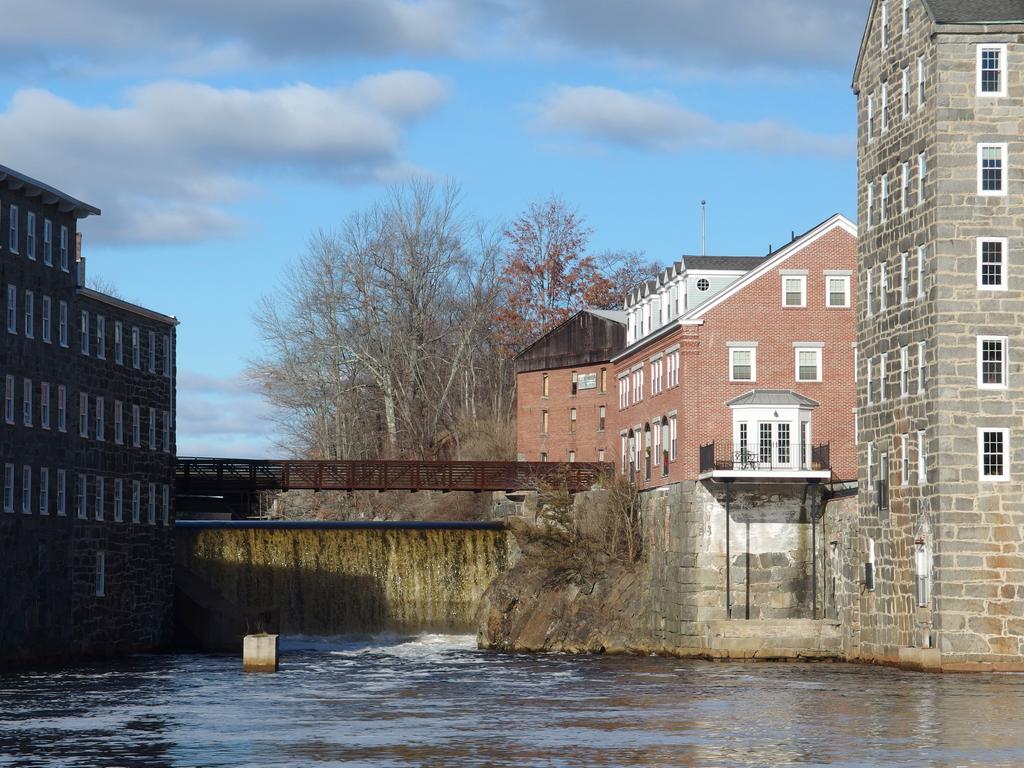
243, 634, 279, 672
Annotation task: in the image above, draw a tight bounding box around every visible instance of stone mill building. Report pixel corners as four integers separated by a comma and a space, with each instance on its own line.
853, 0, 1024, 669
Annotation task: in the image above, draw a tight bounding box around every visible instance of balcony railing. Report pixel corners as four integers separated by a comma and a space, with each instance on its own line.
699, 441, 831, 474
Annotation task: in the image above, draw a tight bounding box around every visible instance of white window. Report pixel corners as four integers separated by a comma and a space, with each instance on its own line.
978, 237, 1008, 290
900, 346, 909, 397
867, 183, 874, 228
115, 400, 124, 444
148, 330, 156, 373
899, 435, 910, 486
115, 321, 123, 364
826, 274, 851, 308
26, 211, 35, 259
918, 55, 926, 107
162, 484, 170, 526
917, 245, 926, 299
979, 143, 1008, 196
881, 0, 889, 48
918, 152, 926, 204
163, 334, 171, 377
978, 44, 1007, 97
43, 219, 52, 266
6, 285, 15, 334
4, 375, 12, 424
901, 67, 910, 118
880, 174, 889, 222
96, 316, 105, 359
902, 0, 910, 32
880, 353, 888, 401
132, 404, 141, 447
56, 469, 66, 517
867, 94, 874, 143
41, 296, 51, 343
866, 266, 874, 316
80, 311, 89, 355
3, 464, 13, 513
40, 382, 49, 429
729, 346, 756, 382
96, 552, 105, 598
632, 368, 644, 404
900, 252, 908, 302
668, 351, 680, 388
8, 205, 18, 253
39, 468, 48, 515
132, 327, 140, 369
79, 393, 89, 438
795, 347, 823, 383
917, 430, 927, 485
57, 385, 66, 432
132, 480, 141, 523
96, 396, 105, 441
978, 335, 1009, 389
879, 263, 888, 311
23, 291, 32, 339
618, 376, 628, 410
901, 161, 909, 212
147, 482, 157, 525
58, 301, 68, 347
163, 410, 171, 453
782, 274, 806, 307
669, 414, 678, 461
22, 378, 31, 426
59, 226, 69, 272
77, 474, 87, 519
114, 479, 124, 522
21, 466, 30, 514
881, 81, 889, 132
867, 355, 874, 405
95, 476, 105, 521
979, 428, 1010, 482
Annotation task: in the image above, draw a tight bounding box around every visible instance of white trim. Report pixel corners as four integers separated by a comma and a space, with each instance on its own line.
977, 237, 1008, 291
729, 346, 757, 383
825, 274, 851, 308
977, 335, 1009, 390
664, 343, 681, 354
978, 427, 1011, 482
684, 215, 857, 321
792, 341, 825, 349
795, 347, 823, 383
727, 341, 759, 348
978, 142, 1008, 197
779, 269, 808, 276
782, 273, 807, 308
649, 352, 664, 363
824, 269, 852, 277
977, 43, 1008, 98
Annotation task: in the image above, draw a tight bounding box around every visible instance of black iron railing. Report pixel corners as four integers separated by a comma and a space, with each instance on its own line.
698, 441, 831, 474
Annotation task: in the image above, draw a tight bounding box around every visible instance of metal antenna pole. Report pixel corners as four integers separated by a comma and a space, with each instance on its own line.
700, 200, 707, 257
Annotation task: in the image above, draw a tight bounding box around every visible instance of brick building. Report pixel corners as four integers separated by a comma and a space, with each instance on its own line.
0, 165, 177, 664
852, 0, 1024, 668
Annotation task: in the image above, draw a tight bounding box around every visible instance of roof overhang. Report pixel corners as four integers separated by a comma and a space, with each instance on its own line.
0, 164, 100, 219
77, 287, 179, 326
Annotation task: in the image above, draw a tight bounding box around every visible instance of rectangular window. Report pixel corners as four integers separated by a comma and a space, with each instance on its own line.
902, 67, 910, 117
21, 466, 31, 514
77, 474, 87, 520
918, 56, 926, 107
979, 143, 1008, 196
618, 376, 628, 409
164, 334, 172, 376
978, 237, 1008, 290
541, 409, 548, 434
669, 414, 678, 461
900, 252, 908, 303
115, 321, 123, 364
917, 429, 927, 485
880, 174, 889, 222
881, 0, 889, 48
901, 162, 909, 212
58, 301, 68, 347
8, 204, 18, 253
880, 353, 888, 401
866, 267, 874, 316
918, 152, 926, 204
826, 275, 850, 308
3, 464, 13, 513
96, 316, 105, 359
115, 401, 124, 444
22, 378, 31, 426
867, 355, 874, 405
80, 311, 89, 355
79, 393, 89, 437
56, 469, 65, 517
878, 453, 889, 511
568, 450, 576, 464
57, 385, 66, 432
599, 405, 606, 432
40, 382, 49, 430
730, 347, 756, 382
900, 346, 909, 397
163, 410, 171, 453
571, 371, 578, 396
148, 330, 156, 373
59, 226, 69, 272
23, 291, 32, 339
917, 245, 926, 299
26, 211, 35, 260
569, 407, 577, 434
114, 479, 124, 523
795, 348, 823, 383
978, 44, 1007, 97
39, 468, 48, 515
902, 0, 910, 32
867, 94, 874, 142
43, 219, 52, 266
979, 428, 1010, 481
782, 275, 806, 307
132, 327, 140, 369
4, 375, 13, 424
867, 183, 874, 228
95, 476, 104, 521
96, 396, 105, 441
95, 552, 106, 598
879, 263, 888, 311
901, 436, 910, 486
41, 296, 51, 343
162, 485, 170, 526
881, 81, 889, 132
6, 285, 15, 334
978, 336, 1009, 389
132, 480, 141, 524
632, 369, 644, 404
148, 482, 157, 525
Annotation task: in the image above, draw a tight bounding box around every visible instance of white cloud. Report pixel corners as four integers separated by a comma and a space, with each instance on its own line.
535, 85, 853, 156
0, 74, 450, 245
176, 370, 282, 458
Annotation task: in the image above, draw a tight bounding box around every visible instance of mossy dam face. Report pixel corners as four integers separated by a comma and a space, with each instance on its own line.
175, 521, 513, 638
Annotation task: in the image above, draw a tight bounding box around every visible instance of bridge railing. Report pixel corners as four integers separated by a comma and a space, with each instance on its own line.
176, 458, 613, 495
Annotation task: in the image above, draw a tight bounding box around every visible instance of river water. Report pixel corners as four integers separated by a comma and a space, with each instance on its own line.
2, 635, 1024, 767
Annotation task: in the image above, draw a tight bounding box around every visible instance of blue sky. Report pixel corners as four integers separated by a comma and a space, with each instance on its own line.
0, 0, 868, 457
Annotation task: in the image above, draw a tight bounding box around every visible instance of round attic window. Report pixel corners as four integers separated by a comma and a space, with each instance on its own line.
697, 278, 710, 291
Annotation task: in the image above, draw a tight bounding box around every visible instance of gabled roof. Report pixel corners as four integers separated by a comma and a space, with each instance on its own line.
925, 0, 1024, 23
681, 255, 770, 272
514, 308, 627, 374
584, 309, 627, 324
0, 164, 100, 219
727, 390, 820, 408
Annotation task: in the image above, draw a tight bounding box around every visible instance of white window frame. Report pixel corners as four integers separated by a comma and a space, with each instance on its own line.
867, 182, 874, 228
21, 465, 31, 514
22, 378, 31, 427
795, 347, 823, 383
115, 321, 124, 364
729, 346, 757, 383
917, 429, 927, 485
900, 252, 908, 302
918, 55, 926, 108
8, 205, 18, 254
978, 142, 1008, 197
881, 0, 889, 49
114, 478, 124, 522
977, 237, 1008, 290
977, 335, 1009, 390
781, 274, 807, 308
917, 245, 926, 299
41, 295, 51, 343
902, 0, 910, 32
879, 263, 888, 311
4, 375, 13, 425
901, 161, 909, 212
918, 341, 926, 394
59, 226, 69, 272
978, 428, 1011, 482
148, 482, 157, 525
825, 274, 851, 308
3, 464, 13, 514
57, 385, 66, 432
58, 301, 68, 347
901, 435, 910, 486
881, 81, 889, 132
96, 315, 105, 359
881, 174, 889, 222
80, 311, 89, 356
40, 381, 50, 430
901, 67, 910, 118
132, 480, 141, 523
867, 94, 874, 143
39, 467, 48, 515
96, 396, 105, 441
977, 43, 1008, 98
880, 353, 888, 401
43, 219, 52, 266
115, 400, 124, 444
162, 484, 170, 526
900, 346, 909, 397
95, 476, 104, 521
79, 393, 89, 438
148, 330, 156, 373
6, 285, 15, 334
56, 469, 66, 517
77, 473, 87, 520
918, 152, 926, 204
23, 290, 32, 339
26, 211, 35, 260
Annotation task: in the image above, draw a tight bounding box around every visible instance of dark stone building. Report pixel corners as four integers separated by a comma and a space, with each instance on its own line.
0, 165, 177, 664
